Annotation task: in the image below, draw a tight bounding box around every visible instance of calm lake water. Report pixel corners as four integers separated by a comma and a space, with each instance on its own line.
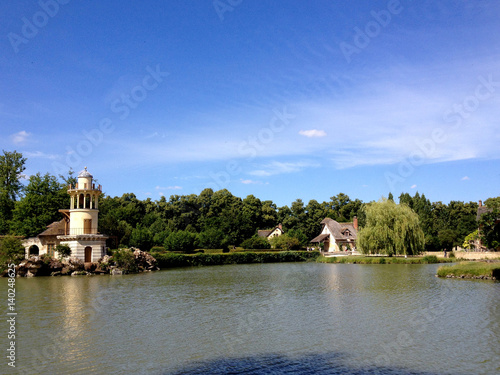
3, 263, 499, 374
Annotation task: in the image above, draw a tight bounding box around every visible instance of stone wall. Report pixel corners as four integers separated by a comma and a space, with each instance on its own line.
423, 251, 500, 260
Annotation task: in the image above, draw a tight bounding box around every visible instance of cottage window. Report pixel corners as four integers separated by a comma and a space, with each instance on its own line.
47, 243, 55, 258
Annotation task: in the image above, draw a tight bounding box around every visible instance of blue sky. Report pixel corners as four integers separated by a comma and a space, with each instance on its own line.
1, 0, 499, 207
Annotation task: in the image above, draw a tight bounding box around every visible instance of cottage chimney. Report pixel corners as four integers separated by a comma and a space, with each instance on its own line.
479, 200, 482, 207
353, 216, 358, 231
278, 223, 282, 230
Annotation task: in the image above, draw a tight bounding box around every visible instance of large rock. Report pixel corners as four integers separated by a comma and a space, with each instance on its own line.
132, 248, 159, 271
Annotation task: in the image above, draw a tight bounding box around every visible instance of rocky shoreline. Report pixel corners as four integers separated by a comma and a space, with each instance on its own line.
5, 249, 159, 277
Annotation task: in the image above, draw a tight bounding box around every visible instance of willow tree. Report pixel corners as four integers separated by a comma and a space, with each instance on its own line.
358, 199, 424, 256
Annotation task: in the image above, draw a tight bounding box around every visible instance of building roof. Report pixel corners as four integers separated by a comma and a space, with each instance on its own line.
311, 218, 357, 243
257, 226, 284, 238
78, 166, 93, 178
477, 206, 493, 221
38, 219, 66, 237
258, 230, 273, 237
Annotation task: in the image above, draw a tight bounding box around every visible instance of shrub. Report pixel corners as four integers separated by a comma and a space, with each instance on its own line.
448, 251, 456, 258
270, 234, 301, 250
150, 246, 166, 253
240, 236, 271, 250
164, 230, 198, 253
56, 244, 71, 259
198, 228, 226, 249
111, 248, 138, 273
422, 255, 439, 263
0, 235, 25, 265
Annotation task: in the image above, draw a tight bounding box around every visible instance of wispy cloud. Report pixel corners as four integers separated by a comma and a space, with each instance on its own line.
24, 151, 58, 160
11, 130, 30, 145
411, 184, 417, 189
299, 129, 327, 138
461, 176, 470, 181
249, 161, 320, 177
240, 179, 265, 185
156, 185, 182, 190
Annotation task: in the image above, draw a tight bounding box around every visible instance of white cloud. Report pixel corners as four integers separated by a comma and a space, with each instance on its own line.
156, 185, 182, 190
240, 179, 264, 185
299, 129, 327, 138
411, 184, 417, 189
249, 161, 320, 177
24, 151, 58, 160
461, 176, 470, 181
11, 131, 31, 145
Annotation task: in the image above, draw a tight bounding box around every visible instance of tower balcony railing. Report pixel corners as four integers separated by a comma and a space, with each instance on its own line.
68, 183, 102, 191
59, 228, 101, 235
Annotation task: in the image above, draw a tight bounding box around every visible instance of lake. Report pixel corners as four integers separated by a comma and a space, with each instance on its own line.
4, 263, 499, 374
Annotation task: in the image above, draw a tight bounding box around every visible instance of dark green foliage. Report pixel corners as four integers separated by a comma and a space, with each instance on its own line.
129, 226, 154, 251
164, 230, 198, 253
240, 236, 271, 250
479, 208, 500, 250
0, 235, 25, 265
56, 244, 71, 258
422, 255, 439, 263
269, 234, 302, 250
111, 248, 138, 273
197, 228, 225, 249
10, 173, 68, 237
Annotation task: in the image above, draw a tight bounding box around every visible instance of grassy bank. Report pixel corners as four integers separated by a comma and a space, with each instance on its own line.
436, 261, 500, 280
317, 255, 454, 264
151, 251, 320, 269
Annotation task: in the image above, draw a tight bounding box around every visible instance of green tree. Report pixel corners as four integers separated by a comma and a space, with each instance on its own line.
10, 173, 68, 237
270, 234, 301, 250
0, 151, 26, 234
479, 208, 500, 250
0, 235, 25, 265
240, 236, 271, 249
164, 230, 198, 253
198, 228, 225, 249
129, 226, 154, 251
358, 199, 424, 256
438, 229, 456, 251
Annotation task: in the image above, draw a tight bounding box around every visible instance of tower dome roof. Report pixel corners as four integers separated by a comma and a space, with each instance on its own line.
78, 167, 93, 178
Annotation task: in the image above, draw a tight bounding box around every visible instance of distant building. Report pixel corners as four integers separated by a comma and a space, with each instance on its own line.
257, 224, 284, 240
23, 167, 108, 262
310, 217, 358, 252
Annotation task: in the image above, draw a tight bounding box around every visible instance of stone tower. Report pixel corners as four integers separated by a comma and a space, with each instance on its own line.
57, 167, 108, 262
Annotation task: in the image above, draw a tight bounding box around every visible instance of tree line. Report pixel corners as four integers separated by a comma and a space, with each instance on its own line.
1, 150, 498, 253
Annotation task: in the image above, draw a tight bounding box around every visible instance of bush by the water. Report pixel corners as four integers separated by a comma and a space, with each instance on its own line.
240, 236, 271, 250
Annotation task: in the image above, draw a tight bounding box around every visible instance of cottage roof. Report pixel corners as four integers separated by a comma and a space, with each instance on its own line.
258, 230, 273, 237
38, 219, 66, 237
477, 206, 492, 221
317, 218, 357, 242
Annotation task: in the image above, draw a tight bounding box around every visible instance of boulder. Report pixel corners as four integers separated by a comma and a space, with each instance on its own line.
132, 248, 159, 271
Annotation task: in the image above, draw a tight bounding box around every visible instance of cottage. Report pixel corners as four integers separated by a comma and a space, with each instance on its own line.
23, 167, 108, 262
310, 217, 358, 252
257, 224, 284, 239
476, 200, 500, 251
